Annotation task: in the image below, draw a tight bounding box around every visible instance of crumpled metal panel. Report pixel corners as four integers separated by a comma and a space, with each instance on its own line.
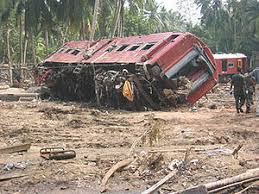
44, 32, 175, 65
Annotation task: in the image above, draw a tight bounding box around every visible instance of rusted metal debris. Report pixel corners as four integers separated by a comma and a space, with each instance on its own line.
40, 147, 76, 160
36, 32, 217, 110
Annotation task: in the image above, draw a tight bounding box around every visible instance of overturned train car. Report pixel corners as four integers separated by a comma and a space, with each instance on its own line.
37, 32, 218, 110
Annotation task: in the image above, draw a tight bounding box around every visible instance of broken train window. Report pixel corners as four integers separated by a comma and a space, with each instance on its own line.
128, 44, 141, 51
142, 42, 156, 50
58, 48, 65, 53
65, 49, 73, 53
117, 45, 129, 51
71, 50, 80, 55
105, 45, 117, 52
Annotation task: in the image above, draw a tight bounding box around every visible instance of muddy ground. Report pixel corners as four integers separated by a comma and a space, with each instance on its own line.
0, 84, 258, 194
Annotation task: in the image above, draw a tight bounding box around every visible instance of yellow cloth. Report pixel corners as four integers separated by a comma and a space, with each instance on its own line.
123, 80, 134, 102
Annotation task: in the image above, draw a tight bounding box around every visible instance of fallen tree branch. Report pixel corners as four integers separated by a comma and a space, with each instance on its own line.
234, 180, 259, 194
141, 169, 178, 194
100, 158, 134, 193
0, 173, 28, 182
232, 144, 243, 159
208, 176, 259, 193
205, 168, 259, 191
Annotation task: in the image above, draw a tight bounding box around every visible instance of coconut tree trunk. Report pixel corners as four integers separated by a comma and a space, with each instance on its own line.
31, 33, 37, 66
90, 0, 100, 41
23, 38, 28, 65
45, 31, 49, 54
6, 27, 13, 86
19, 16, 23, 67
110, 0, 122, 38
119, 0, 124, 37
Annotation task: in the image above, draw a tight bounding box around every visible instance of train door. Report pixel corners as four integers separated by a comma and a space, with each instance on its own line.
222, 59, 227, 72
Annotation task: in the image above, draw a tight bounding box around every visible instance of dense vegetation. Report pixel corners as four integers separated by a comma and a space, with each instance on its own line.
0, 0, 259, 66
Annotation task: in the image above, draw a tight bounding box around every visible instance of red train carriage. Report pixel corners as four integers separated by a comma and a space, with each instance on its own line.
213, 53, 247, 82
37, 32, 218, 110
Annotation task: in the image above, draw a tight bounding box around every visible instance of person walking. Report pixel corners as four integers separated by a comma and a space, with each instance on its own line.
244, 73, 256, 113
230, 67, 246, 113
250, 67, 259, 116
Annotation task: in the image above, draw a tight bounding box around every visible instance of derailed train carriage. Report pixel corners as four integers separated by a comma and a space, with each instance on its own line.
36, 32, 218, 110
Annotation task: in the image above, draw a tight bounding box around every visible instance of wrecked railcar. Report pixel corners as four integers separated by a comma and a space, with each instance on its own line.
37, 32, 218, 110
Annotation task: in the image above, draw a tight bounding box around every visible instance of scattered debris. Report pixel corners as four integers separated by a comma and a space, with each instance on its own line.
0, 87, 39, 101
205, 168, 259, 193
3, 161, 29, 171
141, 148, 193, 194
170, 168, 259, 194
0, 143, 31, 154
232, 144, 243, 159
129, 117, 166, 154
208, 104, 217, 109
204, 148, 233, 157
171, 185, 208, 194
141, 169, 178, 194
100, 158, 135, 193
0, 173, 28, 182
40, 147, 76, 160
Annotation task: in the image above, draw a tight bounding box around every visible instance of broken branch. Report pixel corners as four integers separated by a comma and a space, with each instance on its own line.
100, 158, 134, 193
0, 173, 28, 182
141, 169, 178, 194
205, 168, 259, 191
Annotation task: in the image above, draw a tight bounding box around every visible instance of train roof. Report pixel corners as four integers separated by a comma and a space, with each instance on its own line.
43, 32, 190, 64
213, 53, 247, 60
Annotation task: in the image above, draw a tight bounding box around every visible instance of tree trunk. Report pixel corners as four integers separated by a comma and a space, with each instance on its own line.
23, 38, 28, 65
6, 27, 13, 86
118, 0, 124, 37
19, 16, 23, 67
90, 0, 100, 41
44, 31, 49, 54
110, 0, 122, 38
31, 33, 36, 66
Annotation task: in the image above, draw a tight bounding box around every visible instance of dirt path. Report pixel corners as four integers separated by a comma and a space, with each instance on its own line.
0, 86, 258, 194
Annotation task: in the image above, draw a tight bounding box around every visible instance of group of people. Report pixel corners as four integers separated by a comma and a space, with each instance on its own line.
230, 67, 257, 113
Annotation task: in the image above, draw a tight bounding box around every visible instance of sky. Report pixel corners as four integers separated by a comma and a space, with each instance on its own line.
156, 0, 178, 11
156, 0, 200, 23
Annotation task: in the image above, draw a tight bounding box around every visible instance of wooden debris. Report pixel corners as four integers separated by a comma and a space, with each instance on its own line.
170, 168, 259, 194
100, 158, 134, 193
205, 168, 259, 191
235, 180, 259, 194
0, 143, 31, 154
172, 185, 208, 194
208, 177, 259, 193
0, 173, 28, 182
141, 169, 178, 194
232, 144, 243, 159
183, 147, 193, 166
149, 147, 220, 153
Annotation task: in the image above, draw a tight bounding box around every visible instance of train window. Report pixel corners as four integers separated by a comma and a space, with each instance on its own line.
222, 59, 227, 72
58, 48, 65, 53
65, 49, 73, 53
105, 45, 116, 52
71, 50, 80, 55
228, 63, 234, 68
128, 45, 140, 51
117, 45, 129, 51
142, 42, 156, 50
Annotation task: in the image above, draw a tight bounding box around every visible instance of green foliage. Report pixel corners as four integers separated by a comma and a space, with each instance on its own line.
0, 0, 258, 65
191, 0, 259, 56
